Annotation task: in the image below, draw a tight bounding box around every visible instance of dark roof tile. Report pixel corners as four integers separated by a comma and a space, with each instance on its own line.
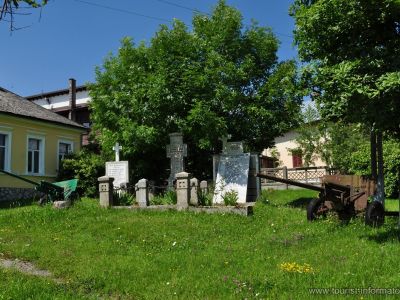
0, 87, 84, 129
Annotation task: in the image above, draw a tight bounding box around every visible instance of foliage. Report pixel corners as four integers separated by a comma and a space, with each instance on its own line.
295, 105, 368, 169
198, 188, 213, 206
1, 191, 400, 298
57, 148, 108, 197
90, 0, 303, 182
291, 0, 400, 135
296, 108, 400, 196
113, 191, 136, 206
150, 190, 177, 205
222, 190, 238, 206
349, 138, 400, 197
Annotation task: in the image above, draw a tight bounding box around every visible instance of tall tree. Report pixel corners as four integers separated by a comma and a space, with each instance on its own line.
291, 0, 400, 133
291, 0, 400, 208
90, 0, 302, 182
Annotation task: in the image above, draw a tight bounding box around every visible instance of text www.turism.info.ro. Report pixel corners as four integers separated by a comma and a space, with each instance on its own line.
309, 287, 400, 296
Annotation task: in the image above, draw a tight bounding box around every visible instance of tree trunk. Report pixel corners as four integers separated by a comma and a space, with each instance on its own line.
375, 131, 385, 205
370, 129, 377, 180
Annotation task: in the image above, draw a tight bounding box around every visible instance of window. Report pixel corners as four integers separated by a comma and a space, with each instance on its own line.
0, 132, 11, 171
0, 134, 6, 170
292, 153, 303, 168
58, 141, 73, 166
27, 137, 44, 174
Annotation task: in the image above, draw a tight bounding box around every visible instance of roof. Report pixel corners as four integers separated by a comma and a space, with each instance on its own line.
0, 87, 85, 130
26, 85, 87, 100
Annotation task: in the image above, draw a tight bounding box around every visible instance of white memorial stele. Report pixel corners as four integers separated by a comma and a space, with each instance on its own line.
105, 142, 129, 189
213, 141, 250, 204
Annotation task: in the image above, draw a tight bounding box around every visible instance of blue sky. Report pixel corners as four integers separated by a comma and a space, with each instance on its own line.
0, 0, 296, 96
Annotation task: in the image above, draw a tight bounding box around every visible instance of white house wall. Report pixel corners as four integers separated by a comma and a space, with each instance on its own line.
266, 130, 325, 168
32, 90, 90, 110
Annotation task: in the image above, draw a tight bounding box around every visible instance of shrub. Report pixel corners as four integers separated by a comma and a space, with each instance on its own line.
113, 192, 136, 206
57, 148, 108, 197
349, 138, 400, 197
222, 190, 239, 206
198, 191, 213, 206
150, 190, 177, 205
198, 183, 213, 206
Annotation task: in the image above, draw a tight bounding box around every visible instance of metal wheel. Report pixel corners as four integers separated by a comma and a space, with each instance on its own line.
365, 201, 385, 227
307, 198, 327, 221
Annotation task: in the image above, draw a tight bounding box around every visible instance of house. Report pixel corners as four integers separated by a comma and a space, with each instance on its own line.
26, 79, 91, 145
0, 87, 85, 201
263, 129, 326, 169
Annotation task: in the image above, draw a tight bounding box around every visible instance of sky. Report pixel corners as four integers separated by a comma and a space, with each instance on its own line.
0, 0, 297, 96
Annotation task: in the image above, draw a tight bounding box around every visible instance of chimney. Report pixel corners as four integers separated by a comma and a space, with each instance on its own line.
68, 78, 77, 121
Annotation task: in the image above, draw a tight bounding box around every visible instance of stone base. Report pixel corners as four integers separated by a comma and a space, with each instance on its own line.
53, 200, 72, 209
113, 204, 254, 216
0, 187, 41, 202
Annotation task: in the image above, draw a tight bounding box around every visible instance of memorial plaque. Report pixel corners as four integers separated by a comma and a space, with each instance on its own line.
106, 161, 129, 189
213, 153, 250, 204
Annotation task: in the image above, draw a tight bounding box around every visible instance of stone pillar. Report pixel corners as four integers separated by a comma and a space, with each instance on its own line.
135, 179, 149, 208
190, 177, 199, 206
176, 172, 190, 210
98, 176, 114, 208
200, 180, 208, 195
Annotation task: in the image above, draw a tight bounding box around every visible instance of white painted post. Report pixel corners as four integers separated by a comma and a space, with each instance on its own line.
135, 179, 149, 208
190, 177, 199, 206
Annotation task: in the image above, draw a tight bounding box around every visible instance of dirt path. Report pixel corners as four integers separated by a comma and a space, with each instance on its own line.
0, 258, 64, 283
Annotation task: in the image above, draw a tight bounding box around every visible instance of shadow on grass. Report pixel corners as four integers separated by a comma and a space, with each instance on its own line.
286, 197, 313, 209
0, 198, 37, 209
363, 227, 400, 244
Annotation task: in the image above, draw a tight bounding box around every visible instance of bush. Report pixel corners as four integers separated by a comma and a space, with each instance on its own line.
113, 192, 136, 206
57, 148, 108, 197
222, 190, 239, 206
150, 190, 177, 205
349, 138, 400, 197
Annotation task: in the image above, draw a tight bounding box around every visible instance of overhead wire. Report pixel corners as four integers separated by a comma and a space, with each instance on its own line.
153, 0, 294, 39
73, 0, 293, 39
73, 0, 172, 23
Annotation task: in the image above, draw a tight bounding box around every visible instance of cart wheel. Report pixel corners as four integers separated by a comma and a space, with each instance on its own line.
365, 201, 385, 227
307, 198, 327, 221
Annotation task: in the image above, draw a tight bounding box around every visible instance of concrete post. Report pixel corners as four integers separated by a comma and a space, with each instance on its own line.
283, 166, 288, 190
200, 180, 208, 195
176, 172, 190, 210
190, 177, 199, 206
98, 176, 114, 208
135, 179, 149, 208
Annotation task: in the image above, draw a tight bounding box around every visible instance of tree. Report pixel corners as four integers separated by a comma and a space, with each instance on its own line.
0, 0, 47, 30
90, 0, 302, 182
291, 0, 400, 133
291, 0, 400, 204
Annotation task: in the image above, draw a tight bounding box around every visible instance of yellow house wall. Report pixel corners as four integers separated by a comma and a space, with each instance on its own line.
0, 114, 83, 188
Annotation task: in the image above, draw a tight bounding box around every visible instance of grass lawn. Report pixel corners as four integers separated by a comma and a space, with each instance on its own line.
0, 190, 399, 299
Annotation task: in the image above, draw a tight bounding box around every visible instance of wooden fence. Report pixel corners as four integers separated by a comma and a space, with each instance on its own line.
260, 166, 337, 190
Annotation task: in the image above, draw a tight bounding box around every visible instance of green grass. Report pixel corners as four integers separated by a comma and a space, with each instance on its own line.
0, 190, 399, 299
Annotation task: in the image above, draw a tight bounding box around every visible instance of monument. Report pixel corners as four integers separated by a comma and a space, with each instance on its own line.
166, 133, 187, 188
213, 137, 260, 204
106, 142, 129, 189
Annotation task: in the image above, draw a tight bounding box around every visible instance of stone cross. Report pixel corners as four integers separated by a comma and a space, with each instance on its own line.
219, 134, 232, 154
166, 133, 187, 188
113, 142, 122, 162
